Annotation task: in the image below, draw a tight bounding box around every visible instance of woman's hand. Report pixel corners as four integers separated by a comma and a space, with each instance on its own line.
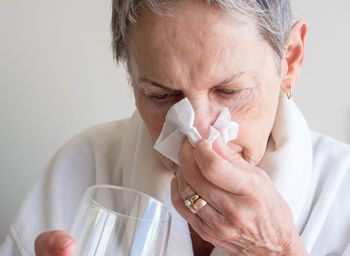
35, 230, 76, 256
171, 139, 308, 255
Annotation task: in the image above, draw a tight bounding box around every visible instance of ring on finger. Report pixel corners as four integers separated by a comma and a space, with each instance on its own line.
184, 194, 208, 214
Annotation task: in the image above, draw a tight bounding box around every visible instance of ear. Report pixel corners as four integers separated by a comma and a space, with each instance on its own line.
280, 20, 308, 94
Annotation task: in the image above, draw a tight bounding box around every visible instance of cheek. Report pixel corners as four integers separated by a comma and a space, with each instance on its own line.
229, 82, 280, 164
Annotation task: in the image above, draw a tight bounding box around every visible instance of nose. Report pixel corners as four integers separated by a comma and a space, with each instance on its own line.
187, 96, 220, 139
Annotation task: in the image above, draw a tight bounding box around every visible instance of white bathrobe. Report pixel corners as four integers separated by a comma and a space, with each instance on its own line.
1, 95, 350, 256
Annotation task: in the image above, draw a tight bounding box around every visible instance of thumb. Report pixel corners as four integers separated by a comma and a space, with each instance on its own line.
35, 230, 76, 256
211, 136, 243, 163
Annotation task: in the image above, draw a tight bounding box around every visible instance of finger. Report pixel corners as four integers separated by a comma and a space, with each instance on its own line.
171, 176, 208, 228
175, 171, 244, 242
211, 135, 252, 168
178, 138, 218, 199
171, 177, 227, 244
176, 166, 197, 201
177, 138, 212, 201
176, 169, 221, 218
172, 174, 222, 231
177, 140, 206, 198
171, 176, 250, 253
35, 230, 76, 256
178, 139, 244, 213
211, 135, 235, 161
194, 140, 254, 194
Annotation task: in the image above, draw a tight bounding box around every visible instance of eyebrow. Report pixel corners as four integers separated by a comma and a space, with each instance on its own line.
139, 78, 173, 90
211, 72, 245, 88
139, 72, 245, 90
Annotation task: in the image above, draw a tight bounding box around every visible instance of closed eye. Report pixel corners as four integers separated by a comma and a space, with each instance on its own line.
153, 94, 170, 99
150, 92, 183, 102
218, 89, 241, 95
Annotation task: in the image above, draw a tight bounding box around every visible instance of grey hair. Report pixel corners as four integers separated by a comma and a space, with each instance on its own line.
111, 0, 292, 65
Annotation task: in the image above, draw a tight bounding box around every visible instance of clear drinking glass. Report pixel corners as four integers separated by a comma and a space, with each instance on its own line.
69, 185, 172, 256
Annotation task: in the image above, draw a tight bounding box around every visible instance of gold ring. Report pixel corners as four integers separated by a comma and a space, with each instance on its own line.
184, 194, 207, 214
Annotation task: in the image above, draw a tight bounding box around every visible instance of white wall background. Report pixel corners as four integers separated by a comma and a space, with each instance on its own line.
0, 0, 349, 244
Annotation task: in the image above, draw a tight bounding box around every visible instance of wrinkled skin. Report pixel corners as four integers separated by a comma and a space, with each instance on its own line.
35, 0, 308, 255
128, 0, 308, 255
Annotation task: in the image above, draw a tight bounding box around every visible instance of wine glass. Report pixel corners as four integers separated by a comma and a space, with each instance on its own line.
69, 184, 172, 256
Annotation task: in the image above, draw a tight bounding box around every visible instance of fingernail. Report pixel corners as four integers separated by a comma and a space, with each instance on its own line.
57, 237, 73, 249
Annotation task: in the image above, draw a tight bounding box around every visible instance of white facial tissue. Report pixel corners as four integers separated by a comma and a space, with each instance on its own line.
153, 98, 239, 165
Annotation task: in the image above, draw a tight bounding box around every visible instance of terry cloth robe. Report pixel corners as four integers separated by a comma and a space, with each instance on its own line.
1, 94, 350, 256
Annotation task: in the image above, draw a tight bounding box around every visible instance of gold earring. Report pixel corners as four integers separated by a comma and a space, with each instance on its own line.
286, 85, 293, 99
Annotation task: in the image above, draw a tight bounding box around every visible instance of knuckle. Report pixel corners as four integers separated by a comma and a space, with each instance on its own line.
220, 197, 237, 215
192, 222, 213, 243
182, 167, 199, 185
171, 186, 183, 210
198, 230, 212, 243
245, 172, 263, 196
232, 211, 249, 230
199, 221, 211, 235
256, 169, 271, 184
172, 191, 184, 209
178, 183, 194, 200
207, 214, 235, 240
202, 158, 221, 180
172, 195, 183, 210
214, 223, 233, 240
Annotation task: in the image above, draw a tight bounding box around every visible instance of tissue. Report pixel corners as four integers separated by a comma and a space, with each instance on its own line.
154, 98, 239, 165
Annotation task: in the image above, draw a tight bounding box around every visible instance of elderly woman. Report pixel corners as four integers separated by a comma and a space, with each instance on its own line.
1, 0, 350, 255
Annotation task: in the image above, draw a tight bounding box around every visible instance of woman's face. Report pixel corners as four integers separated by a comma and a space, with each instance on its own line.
127, 0, 286, 166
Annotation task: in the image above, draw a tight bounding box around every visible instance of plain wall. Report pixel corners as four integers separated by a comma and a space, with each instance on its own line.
1, 0, 349, 244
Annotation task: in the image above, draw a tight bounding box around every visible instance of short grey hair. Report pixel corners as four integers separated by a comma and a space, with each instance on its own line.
111, 0, 292, 65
